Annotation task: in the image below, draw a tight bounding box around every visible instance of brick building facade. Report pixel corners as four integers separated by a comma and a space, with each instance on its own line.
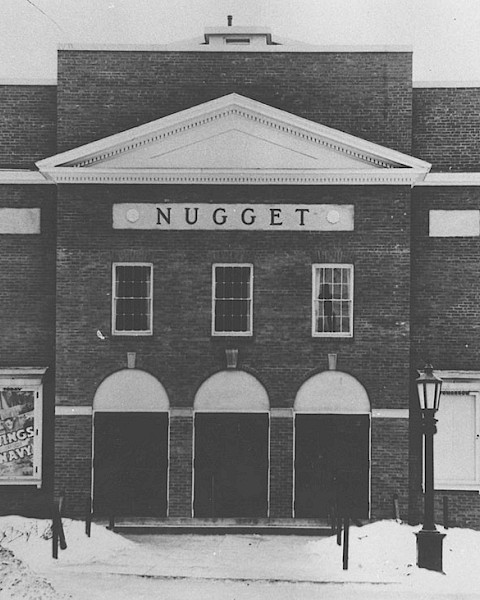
0, 25, 479, 528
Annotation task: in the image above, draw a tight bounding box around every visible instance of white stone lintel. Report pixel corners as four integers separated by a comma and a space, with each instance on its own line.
371, 409, 408, 419
170, 407, 193, 418
55, 406, 92, 416
270, 408, 294, 418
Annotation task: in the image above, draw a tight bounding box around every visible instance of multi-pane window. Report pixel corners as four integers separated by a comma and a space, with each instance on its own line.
212, 264, 253, 336
312, 264, 353, 337
112, 263, 153, 335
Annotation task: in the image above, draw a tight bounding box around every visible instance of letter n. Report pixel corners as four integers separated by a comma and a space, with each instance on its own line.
157, 207, 171, 225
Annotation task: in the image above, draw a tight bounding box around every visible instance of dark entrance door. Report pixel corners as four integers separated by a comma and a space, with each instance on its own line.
194, 413, 269, 518
295, 414, 370, 519
93, 412, 168, 517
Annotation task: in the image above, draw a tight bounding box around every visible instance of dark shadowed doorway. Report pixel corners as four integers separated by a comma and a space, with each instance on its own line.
194, 412, 269, 518
93, 412, 168, 517
295, 414, 370, 519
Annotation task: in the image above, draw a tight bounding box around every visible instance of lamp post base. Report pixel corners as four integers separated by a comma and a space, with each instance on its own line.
416, 529, 446, 572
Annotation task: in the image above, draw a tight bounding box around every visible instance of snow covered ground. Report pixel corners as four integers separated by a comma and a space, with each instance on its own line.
0, 516, 479, 599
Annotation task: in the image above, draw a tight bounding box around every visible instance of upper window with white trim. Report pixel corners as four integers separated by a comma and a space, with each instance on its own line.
212, 264, 253, 336
112, 263, 153, 335
312, 264, 353, 337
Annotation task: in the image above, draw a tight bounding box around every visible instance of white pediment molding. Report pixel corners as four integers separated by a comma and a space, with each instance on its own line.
36, 94, 431, 185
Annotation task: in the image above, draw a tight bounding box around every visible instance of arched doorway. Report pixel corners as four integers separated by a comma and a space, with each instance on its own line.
193, 370, 269, 518
93, 369, 169, 517
294, 371, 370, 519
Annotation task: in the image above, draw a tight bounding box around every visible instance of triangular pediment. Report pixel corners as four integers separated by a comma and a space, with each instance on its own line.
37, 94, 431, 185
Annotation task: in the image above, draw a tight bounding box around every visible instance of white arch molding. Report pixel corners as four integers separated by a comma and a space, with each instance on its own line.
194, 370, 269, 412
93, 369, 169, 412
294, 370, 370, 414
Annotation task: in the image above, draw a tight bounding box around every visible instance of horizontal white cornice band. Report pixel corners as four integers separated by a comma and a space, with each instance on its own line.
0, 171, 52, 184
58, 41, 413, 54
37, 167, 427, 186
3, 169, 480, 186
416, 173, 480, 186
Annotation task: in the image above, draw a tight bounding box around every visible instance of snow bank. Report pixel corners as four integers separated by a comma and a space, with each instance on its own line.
306, 520, 416, 581
0, 546, 68, 600
0, 515, 134, 570
1, 516, 480, 595
306, 520, 480, 591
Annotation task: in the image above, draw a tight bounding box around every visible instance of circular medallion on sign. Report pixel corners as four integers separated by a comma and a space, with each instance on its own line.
126, 208, 140, 223
326, 210, 340, 224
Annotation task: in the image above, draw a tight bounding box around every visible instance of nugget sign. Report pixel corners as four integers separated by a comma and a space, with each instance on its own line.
113, 203, 354, 231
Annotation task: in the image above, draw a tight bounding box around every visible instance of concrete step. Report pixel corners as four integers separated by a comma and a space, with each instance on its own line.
93, 517, 334, 536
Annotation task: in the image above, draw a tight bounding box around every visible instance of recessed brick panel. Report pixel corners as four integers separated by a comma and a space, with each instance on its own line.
411, 187, 480, 371
270, 414, 294, 518
55, 184, 411, 413
168, 415, 193, 517
54, 415, 92, 516
57, 51, 412, 154
371, 418, 409, 520
413, 88, 480, 172
0, 85, 57, 169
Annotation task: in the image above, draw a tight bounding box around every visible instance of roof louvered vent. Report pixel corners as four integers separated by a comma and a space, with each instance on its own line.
204, 16, 278, 47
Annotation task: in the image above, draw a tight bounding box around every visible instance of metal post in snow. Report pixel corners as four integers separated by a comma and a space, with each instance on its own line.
393, 493, 400, 521
342, 516, 350, 570
85, 495, 92, 537
52, 508, 58, 559
57, 496, 67, 550
336, 514, 342, 546
108, 514, 115, 531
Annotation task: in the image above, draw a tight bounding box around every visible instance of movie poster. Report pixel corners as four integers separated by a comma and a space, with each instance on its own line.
0, 389, 35, 478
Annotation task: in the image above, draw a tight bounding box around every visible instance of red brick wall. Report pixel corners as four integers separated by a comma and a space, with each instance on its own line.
54, 184, 411, 412
410, 186, 480, 528
371, 418, 409, 520
0, 184, 56, 515
410, 473, 480, 529
270, 413, 294, 518
168, 413, 193, 517
413, 87, 480, 172
56, 51, 412, 154
434, 491, 480, 529
54, 183, 411, 515
0, 186, 56, 364
0, 85, 57, 169
54, 416, 92, 515
411, 187, 480, 370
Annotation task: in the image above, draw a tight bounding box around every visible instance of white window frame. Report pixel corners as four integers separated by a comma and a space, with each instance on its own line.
432, 373, 480, 492
211, 263, 253, 337
112, 262, 153, 336
0, 368, 46, 488
312, 264, 354, 338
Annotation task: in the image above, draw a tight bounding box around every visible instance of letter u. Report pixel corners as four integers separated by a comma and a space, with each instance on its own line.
185, 207, 199, 225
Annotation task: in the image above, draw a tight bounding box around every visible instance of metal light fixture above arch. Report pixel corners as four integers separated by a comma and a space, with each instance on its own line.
294, 370, 370, 414
194, 370, 269, 412
93, 369, 169, 412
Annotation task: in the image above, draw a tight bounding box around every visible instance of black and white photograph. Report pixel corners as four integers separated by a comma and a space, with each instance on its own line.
0, 1, 480, 598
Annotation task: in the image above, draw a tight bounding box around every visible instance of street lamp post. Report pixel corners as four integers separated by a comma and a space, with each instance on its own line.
415, 363, 446, 572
